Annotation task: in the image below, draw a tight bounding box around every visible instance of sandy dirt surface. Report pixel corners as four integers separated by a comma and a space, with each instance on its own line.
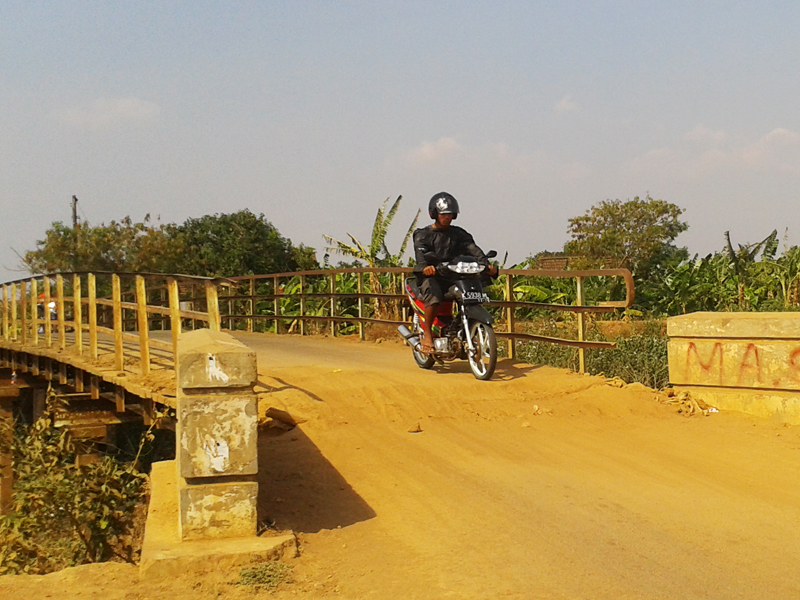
4, 333, 800, 599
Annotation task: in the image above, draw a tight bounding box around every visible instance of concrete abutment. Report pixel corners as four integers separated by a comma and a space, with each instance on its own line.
668, 312, 800, 423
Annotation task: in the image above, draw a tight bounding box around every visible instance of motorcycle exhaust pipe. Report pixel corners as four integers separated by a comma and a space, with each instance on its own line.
397, 325, 421, 350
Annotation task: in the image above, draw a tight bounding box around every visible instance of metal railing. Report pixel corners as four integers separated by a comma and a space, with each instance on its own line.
0, 272, 223, 376
222, 266, 635, 373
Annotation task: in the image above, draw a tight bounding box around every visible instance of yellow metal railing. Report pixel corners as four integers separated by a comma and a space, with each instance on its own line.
1, 272, 224, 376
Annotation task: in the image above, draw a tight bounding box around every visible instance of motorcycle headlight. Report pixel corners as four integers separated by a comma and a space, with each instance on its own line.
448, 262, 485, 274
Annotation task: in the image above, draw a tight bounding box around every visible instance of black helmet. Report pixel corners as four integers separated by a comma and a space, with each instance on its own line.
428, 192, 459, 220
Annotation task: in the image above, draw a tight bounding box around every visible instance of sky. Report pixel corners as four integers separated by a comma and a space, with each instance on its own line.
2, 1, 800, 281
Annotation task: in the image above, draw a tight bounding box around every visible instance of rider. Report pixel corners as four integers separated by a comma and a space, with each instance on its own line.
413, 192, 498, 353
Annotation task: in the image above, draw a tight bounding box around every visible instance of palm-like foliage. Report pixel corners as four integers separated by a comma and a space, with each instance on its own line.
323, 196, 420, 267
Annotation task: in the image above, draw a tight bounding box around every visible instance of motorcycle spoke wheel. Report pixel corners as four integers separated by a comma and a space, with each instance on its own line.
411, 324, 435, 369
467, 322, 497, 380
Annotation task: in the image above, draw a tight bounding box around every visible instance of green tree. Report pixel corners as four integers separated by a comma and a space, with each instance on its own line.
24, 216, 177, 274
169, 210, 317, 276
564, 195, 689, 277
24, 210, 317, 277
323, 195, 420, 267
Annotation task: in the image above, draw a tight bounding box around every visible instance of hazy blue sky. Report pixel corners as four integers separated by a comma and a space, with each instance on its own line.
2, 1, 800, 280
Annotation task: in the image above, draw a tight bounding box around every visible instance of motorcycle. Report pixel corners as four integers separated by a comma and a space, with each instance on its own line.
397, 251, 498, 381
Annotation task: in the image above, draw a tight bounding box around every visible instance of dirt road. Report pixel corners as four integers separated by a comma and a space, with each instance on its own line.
4, 333, 800, 599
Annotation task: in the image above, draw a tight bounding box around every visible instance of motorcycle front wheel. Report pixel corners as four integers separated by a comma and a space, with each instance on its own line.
467, 321, 497, 380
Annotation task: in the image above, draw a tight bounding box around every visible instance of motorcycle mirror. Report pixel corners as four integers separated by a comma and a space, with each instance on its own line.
486, 250, 498, 259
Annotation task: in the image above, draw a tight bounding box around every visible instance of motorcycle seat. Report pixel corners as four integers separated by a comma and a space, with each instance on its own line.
405, 277, 458, 301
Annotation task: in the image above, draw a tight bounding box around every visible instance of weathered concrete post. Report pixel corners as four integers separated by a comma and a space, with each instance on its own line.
176, 328, 259, 540
668, 312, 800, 423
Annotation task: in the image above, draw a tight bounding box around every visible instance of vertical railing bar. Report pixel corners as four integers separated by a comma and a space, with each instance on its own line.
73, 274, 82, 355
30, 279, 38, 346
357, 272, 365, 341
10, 284, 17, 341
20, 280, 28, 345
168, 277, 181, 364
56, 276, 65, 350
505, 272, 515, 360
205, 280, 221, 332
329, 273, 336, 337
576, 276, 586, 374
88, 273, 98, 359
43, 277, 51, 348
135, 275, 151, 375
112, 275, 124, 372
299, 274, 306, 336
248, 277, 254, 333
274, 275, 280, 334
1, 284, 8, 341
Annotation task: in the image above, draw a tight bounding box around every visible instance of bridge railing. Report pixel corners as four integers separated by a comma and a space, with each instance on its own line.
1, 272, 223, 376
222, 266, 634, 372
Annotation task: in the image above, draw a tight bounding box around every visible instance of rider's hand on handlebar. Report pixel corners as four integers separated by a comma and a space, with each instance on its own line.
488, 265, 498, 276
422, 265, 436, 276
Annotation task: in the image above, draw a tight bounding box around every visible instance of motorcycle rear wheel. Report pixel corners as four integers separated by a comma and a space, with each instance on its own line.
467, 322, 497, 380
411, 321, 435, 369
412, 345, 435, 369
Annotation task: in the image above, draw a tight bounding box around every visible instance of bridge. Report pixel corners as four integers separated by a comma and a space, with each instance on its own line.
11, 267, 800, 597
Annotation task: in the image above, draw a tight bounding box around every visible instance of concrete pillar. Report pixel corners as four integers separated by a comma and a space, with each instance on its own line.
176, 329, 258, 541
668, 312, 800, 423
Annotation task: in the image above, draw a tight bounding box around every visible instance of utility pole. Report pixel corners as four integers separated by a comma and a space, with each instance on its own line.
71, 195, 79, 230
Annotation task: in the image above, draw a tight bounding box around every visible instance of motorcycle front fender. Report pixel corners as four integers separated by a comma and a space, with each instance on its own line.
465, 303, 494, 325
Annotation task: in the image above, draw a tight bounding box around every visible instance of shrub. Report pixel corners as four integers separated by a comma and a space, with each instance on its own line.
517, 319, 669, 389
0, 396, 147, 574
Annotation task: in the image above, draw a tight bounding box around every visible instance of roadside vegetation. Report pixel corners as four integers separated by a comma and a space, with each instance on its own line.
0, 395, 152, 575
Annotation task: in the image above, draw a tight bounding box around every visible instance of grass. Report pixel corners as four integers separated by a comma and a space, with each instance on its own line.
516, 319, 670, 389
234, 561, 293, 591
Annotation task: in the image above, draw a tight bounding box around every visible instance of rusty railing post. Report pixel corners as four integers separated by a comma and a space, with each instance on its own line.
273, 275, 280, 334
135, 275, 151, 375
358, 272, 365, 341
299, 274, 306, 336
576, 276, 585, 374
505, 272, 515, 360
329, 272, 336, 337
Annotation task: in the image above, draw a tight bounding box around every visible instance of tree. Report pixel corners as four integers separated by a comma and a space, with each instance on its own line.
24, 210, 317, 277
24, 216, 177, 274
169, 210, 317, 277
323, 195, 420, 267
564, 195, 688, 277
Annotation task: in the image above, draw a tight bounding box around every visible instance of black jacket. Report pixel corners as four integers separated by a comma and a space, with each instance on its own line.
413, 225, 490, 274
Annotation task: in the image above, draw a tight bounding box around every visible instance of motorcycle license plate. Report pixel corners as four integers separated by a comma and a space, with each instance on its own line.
463, 291, 488, 302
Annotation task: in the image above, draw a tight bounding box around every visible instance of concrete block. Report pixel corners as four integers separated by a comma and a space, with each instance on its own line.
668, 311, 800, 339
177, 329, 256, 390
668, 311, 800, 424
141, 461, 294, 577
669, 338, 800, 390
179, 480, 257, 540
674, 386, 800, 425
178, 394, 257, 478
